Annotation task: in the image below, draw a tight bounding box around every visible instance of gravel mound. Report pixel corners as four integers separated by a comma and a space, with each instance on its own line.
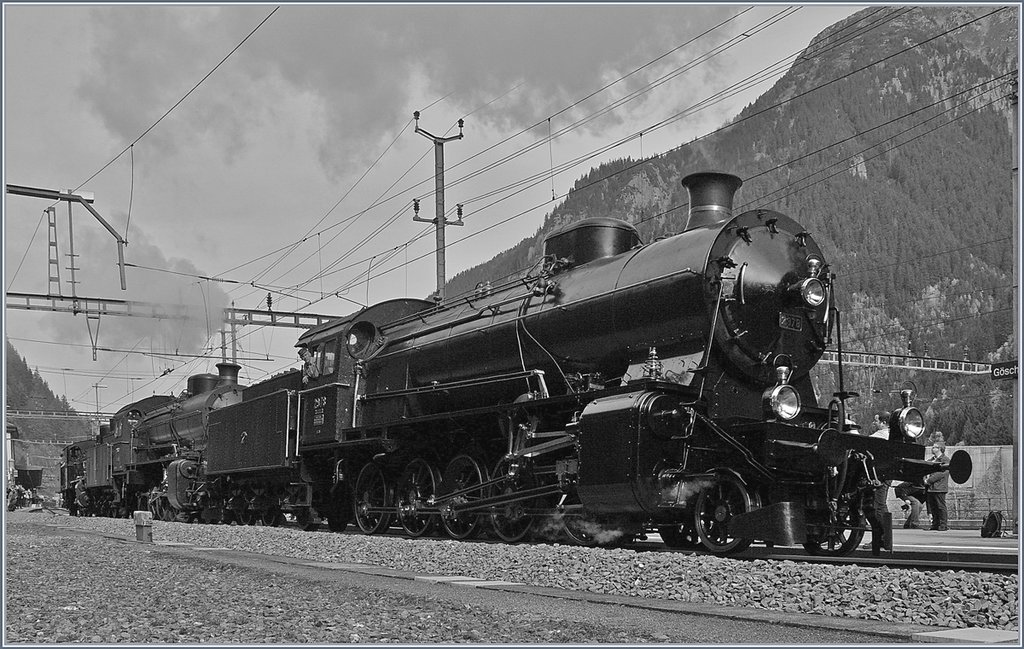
10, 512, 1019, 632
6, 528, 667, 644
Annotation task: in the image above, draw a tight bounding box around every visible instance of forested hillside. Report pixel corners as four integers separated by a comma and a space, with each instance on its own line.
446, 6, 1017, 445
6, 339, 90, 442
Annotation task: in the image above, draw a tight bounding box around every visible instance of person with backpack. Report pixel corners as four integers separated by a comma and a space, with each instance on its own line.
924, 442, 950, 531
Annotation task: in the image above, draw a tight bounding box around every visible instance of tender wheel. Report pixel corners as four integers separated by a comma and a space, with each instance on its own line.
488, 456, 535, 543
353, 462, 392, 534
396, 459, 440, 537
439, 455, 486, 540
658, 521, 702, 549
694, 474, 756, 555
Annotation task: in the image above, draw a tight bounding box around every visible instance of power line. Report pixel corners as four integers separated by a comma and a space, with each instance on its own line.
70, 6, 281, 196
224, 7, 912, 311
219, 7, 778, 302
20, 8, 1010, 405
6, 6, 280, 302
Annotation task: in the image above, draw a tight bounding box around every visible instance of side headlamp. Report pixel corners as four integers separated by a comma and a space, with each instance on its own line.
798, 278, 826, 307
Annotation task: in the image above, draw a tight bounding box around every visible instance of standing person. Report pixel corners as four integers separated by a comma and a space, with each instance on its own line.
862, 412, 892, 555
924, 441, 950, 531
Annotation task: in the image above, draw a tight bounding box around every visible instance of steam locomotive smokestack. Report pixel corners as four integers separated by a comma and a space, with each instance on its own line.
215, 362, 241, 387
681, 171, 743, 231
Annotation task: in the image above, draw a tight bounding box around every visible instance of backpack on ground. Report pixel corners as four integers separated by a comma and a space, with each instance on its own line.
981, 510, 1003, 538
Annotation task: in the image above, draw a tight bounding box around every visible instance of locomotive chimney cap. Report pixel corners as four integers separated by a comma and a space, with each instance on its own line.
681, 171, 743, 232
215, 362, 241, 387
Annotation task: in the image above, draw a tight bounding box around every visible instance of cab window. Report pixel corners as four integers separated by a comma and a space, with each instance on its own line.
321, 341, 337, 377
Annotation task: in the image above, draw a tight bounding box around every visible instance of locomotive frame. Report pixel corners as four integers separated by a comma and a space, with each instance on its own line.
61, 171, 971, 557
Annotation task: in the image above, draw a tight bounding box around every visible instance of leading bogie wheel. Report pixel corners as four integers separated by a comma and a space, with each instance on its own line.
694, 474, 756, 555
353, 462, 393, 534
803, 506, 865, 556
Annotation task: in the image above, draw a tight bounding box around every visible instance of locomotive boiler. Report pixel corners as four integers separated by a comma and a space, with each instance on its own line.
63, 170, 971, 557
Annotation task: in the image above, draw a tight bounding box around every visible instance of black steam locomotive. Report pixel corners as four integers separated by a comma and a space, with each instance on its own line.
61, 171, 971, 556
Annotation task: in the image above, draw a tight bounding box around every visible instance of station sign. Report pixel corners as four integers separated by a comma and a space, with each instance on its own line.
990, 360, 1018, 381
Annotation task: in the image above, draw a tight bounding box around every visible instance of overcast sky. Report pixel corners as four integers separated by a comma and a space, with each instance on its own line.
3, 3, 863, 417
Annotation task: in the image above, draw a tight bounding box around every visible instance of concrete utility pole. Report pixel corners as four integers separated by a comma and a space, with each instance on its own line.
412, 112, 464, 304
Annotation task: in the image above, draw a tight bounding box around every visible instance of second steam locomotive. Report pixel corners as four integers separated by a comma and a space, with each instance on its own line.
62, 171, 971, 556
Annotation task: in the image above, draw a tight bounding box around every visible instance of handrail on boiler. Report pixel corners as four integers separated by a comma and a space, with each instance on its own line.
359, 369, 549, 402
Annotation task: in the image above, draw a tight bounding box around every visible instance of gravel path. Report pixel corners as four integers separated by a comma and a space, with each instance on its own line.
5, 510, 1018, 642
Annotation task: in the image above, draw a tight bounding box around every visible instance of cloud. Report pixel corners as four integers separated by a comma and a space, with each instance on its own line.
76, 5, 743, 179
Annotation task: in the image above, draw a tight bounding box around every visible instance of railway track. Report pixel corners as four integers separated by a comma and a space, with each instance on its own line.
39, 505, 1018, 575
323, 523, 1018, 575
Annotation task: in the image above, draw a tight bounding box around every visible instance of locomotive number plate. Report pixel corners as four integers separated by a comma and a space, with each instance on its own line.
779, 313, 803, 332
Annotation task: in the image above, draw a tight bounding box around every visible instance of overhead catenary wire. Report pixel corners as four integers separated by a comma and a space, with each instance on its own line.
68, 6, 281, 198
5, 7, 282, 295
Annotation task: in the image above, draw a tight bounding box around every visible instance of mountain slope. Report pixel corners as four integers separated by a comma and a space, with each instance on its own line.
445, 6, 1018, 444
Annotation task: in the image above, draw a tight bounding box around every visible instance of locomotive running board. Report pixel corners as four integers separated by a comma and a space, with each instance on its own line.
728, 501, 805, 546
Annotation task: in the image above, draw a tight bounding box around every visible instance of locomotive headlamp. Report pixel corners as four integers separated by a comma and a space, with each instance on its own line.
896, 407, 925, 438
887, 383, 925, 439
763, 357, 800, 420
798, 278, 826, 307
765, 384, 801, 420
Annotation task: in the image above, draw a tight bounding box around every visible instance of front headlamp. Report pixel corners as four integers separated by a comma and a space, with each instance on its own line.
764, 384, 801, 420
892, 382, 925, 439
896, 407, 925, 439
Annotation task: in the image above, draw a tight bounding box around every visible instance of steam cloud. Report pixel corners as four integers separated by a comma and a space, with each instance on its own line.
40, 222, 229, 358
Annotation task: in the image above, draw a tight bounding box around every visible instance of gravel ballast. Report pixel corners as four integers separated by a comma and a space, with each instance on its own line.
6, 511, 1018, 639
